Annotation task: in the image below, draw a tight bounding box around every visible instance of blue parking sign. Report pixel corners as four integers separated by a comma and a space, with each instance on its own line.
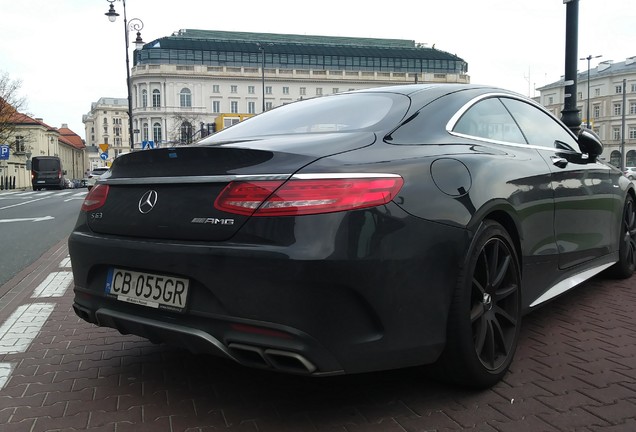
0, 145, 9, 160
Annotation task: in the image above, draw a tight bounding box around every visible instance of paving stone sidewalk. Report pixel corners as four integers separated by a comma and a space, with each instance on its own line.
0, 240, 635, 431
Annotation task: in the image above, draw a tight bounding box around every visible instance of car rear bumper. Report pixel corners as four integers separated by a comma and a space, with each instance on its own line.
68, 205, 470, 375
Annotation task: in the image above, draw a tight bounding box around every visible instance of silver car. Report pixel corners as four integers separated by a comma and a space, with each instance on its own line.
86, 167, 109, 190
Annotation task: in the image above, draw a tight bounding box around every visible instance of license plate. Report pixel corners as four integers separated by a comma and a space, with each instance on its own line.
37, 180, 45, 183
105, 268, 189, 312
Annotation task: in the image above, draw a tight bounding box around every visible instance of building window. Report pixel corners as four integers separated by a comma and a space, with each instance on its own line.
632, 84, 636, 93
180, 88, 192, 107
213, 84, 220, 93
616, 85, 623, 94
104, 137, 109, 144
114, 138, 121, 146
614, 103, 622, 116
103, 118, 108, 125
577, 92, 582, 100
142, 90, 148, 108
153, 122, 162, 143
316, 88, 323, 96
631, 102, 636, 115
152, 89, 161, 108
212, 101, 220, 113
103, 126, 108, 135
231, 85, 238, 93
283, 87, 289, 95
231, 101, 239, 113
593, 104, 600, 118
265, 86, 272, 95
14, 136, 25, 153
548, 96, 554, 105
180, 121, 193, 144
613, 127, 621, 141
629, 127, 636, 140
300, 87, 306, 96
333, 88, 339, 94
248, 101, 255, 114
594, 88, 601, 97
265, 102, 273, 111
114, 127, 121, 137
143, 123, 149, 141
248, 86, 255, 94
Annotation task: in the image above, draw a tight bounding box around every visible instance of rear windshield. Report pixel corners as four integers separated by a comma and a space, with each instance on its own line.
200, 93, 410, 141
33, 158, 60, 171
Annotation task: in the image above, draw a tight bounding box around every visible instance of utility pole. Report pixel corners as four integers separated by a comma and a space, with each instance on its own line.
561, 0, 581, 134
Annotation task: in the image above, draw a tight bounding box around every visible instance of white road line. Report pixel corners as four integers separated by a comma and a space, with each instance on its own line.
0, 303, 55, 354
0, 196, 50, 210
31, 271, 73, 298
0, 363, 15, 390
59, 257, 72, 268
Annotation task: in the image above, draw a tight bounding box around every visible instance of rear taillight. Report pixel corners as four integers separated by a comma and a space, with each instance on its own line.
58, 170, 62, 179
215, 176, 403, 216
81, 184, 109, 212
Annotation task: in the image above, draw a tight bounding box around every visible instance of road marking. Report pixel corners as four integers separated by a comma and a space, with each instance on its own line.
31, 271, 73, 298
0, 196, 51, 210
0, 216, 55, 223
60, 257, 72, 268
0, 303, 55, 354
0, 363, 15, 390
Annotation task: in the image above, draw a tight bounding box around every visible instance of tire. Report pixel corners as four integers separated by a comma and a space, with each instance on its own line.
438, 220, 521, 388
606, 194, 636, 279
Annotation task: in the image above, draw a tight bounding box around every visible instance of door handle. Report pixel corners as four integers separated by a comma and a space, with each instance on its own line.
551, 156, 568, 168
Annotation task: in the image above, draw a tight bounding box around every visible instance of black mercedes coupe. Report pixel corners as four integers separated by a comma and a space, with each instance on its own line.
68, 84, 636, 388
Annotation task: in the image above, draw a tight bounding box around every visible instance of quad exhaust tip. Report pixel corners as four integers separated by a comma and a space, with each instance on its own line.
228, 343, 317, 374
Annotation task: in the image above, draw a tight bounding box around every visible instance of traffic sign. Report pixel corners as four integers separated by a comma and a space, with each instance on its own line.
99, 143, 109, 153
100, 152, 108, 160
0, 145, 9, 160
142, 140, 155, 150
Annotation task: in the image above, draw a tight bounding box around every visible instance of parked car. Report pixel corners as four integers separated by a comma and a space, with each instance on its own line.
86, 167, 110, 190
623, 167, 636, 180
64, 178, 74, 189
68, 84, 636, 388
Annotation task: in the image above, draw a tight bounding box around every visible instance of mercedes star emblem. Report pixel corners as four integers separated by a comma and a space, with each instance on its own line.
138, 190, 158, 214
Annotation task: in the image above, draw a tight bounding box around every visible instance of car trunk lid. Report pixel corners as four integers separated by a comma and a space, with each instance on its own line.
84, 133, 375, 241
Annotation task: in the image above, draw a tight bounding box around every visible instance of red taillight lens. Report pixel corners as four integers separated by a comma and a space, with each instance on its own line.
215, 176, 404, 216
81, 184, 109, 212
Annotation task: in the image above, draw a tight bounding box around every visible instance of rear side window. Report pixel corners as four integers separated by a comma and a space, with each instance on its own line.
453, 98, 526, 144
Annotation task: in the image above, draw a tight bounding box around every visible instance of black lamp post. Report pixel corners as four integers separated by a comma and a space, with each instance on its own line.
105, 0, 144, 151
257, 43, 266, 113
579, 54, 602, 129
561, 0, 581, 133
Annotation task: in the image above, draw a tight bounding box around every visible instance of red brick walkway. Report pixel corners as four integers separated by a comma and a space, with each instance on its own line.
0, 240, 635, 431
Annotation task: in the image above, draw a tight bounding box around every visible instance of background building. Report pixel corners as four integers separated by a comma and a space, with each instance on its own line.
538, 57, 636, 167
82, 97, 130, 169
84, 29, 469, 158
1, 112, 85, 189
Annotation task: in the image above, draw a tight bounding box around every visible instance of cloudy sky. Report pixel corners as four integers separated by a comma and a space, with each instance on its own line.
1, 0, 634, 140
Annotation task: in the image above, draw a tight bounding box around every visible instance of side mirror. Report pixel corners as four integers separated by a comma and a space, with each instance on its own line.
578, 128, 603, 158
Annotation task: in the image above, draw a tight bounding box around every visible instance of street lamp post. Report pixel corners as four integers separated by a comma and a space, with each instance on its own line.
257, 43, 266, 113
105, 0, 144, 151
580, 54, 602, 129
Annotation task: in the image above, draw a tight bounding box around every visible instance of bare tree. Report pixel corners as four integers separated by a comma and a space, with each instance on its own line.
167, 113, 207, 145
0, 71, 28, 150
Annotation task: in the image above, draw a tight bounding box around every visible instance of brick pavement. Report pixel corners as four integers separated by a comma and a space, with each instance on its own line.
0, 240, 635, 431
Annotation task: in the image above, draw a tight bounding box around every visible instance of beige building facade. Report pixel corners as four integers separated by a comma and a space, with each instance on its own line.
537, 57, 636, 167
85, 29, 469, 153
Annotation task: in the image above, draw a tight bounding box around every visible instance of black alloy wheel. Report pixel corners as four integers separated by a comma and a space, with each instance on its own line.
439, 220, 521, 388
470, 235, 520, 372
607, 194, 636, 279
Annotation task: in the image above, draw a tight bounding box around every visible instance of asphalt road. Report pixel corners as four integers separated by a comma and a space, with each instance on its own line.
0, 189, 86, 286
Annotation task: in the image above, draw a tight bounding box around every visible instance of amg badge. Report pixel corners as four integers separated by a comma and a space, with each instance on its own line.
191, 217, 235, 225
